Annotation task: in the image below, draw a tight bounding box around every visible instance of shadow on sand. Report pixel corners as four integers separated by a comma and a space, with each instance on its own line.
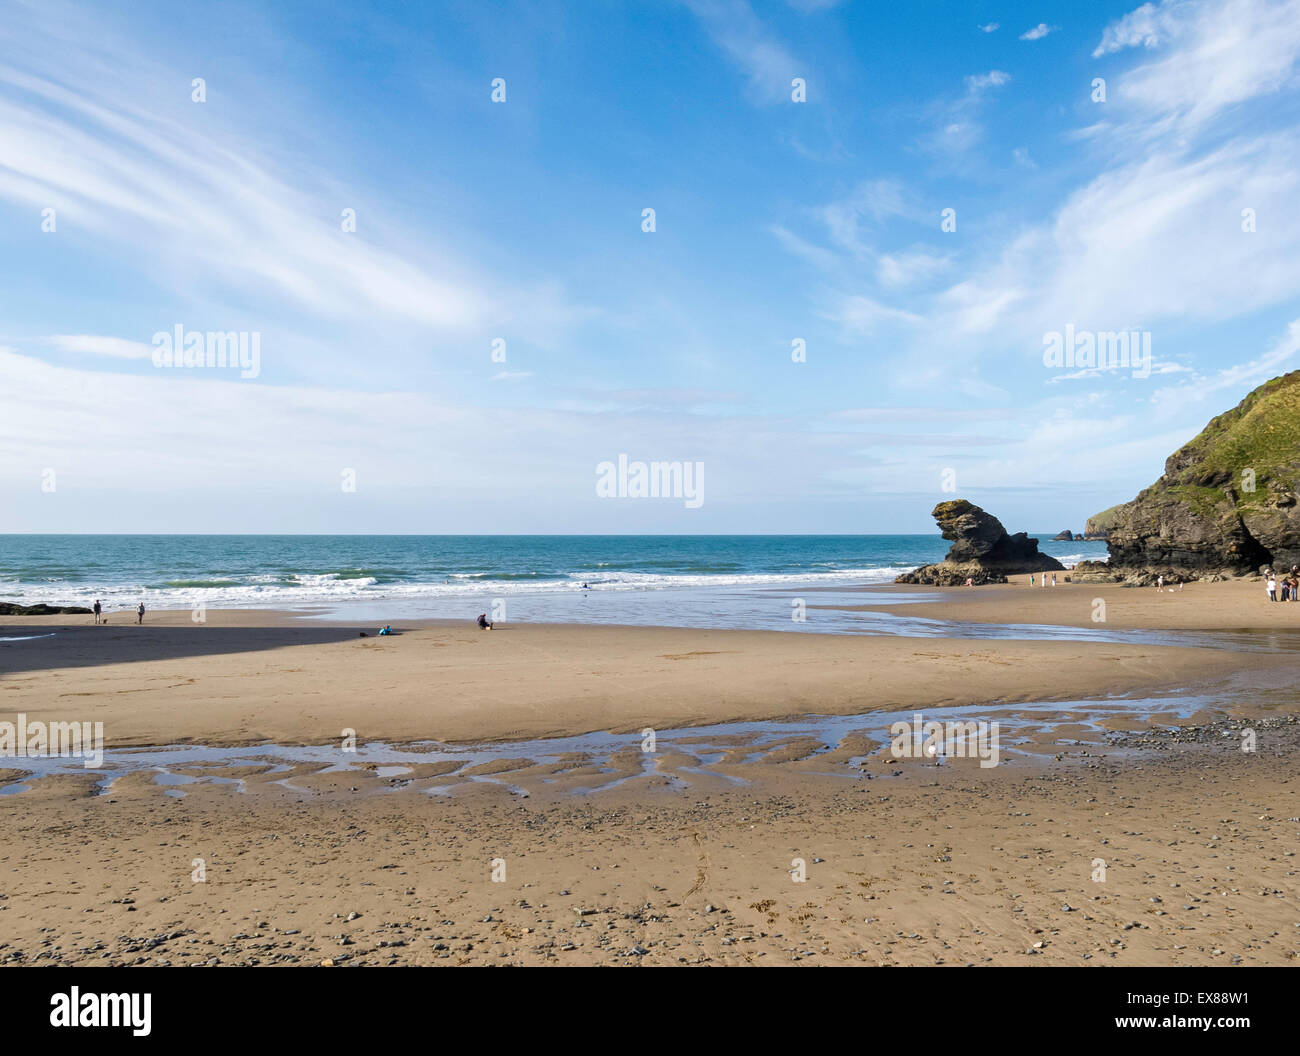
0, 623, 386, 676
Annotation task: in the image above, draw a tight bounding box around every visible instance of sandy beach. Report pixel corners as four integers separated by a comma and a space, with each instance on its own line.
1, 580, 1293, 747
2, 577, 1298, 967
846, 575, 1300, 631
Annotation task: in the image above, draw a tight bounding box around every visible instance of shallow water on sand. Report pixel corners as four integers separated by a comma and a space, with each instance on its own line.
0, 689, 1262, 800
302, 585, 1300, 650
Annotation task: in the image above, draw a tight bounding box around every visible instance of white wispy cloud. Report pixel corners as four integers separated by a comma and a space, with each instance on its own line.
0, 346, 968, 530
44, 335, 154, 360
1091, 0, 1300, 135
0, 5, 590, 356
820, 180, 917, 257
1094, 0, 1188, 54
1020, 23, 1056, 40
685, 0, 803, 104
825, 294, 923, 335
788, 0, 1300, 355
965, 70, 1011, 93
1151, 317, 1300, 406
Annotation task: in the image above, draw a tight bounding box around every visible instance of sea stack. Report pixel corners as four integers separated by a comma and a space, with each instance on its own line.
895, 500, 1064, 585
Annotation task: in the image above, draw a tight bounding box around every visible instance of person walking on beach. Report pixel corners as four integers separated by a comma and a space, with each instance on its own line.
1267, 573, 1277, 602
92, 599, 101, 625
1156, 574, 1163, 592
1051, 573, 1057, 587
137, 602, 145, 625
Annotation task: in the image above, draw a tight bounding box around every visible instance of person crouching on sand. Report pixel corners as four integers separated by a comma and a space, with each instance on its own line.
477, 613, 493, 630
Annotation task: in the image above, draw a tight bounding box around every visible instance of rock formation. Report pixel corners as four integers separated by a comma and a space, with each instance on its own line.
1082, 371, 1300, 584
896, 500, 1065, 585
0, 603, 93, 615
1083, 507, 1119, 539
1053, 530, 1075, 541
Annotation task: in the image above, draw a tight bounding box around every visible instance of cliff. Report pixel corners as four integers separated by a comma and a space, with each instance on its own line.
1085, 371, 1300, 581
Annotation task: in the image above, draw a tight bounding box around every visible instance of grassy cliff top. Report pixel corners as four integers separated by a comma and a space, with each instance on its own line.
1165, 370, 1300, 490
1091, 370, 1300, 524
1086, 504, 1125, 532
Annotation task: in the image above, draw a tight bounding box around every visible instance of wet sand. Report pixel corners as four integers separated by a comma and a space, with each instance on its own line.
0, 603, 1287, 748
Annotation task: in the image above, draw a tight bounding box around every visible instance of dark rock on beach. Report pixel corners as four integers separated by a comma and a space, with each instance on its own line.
1087, 370, 1300, 581
0, 603, 93, 615
895, 500, 1065, 585
1069, 561, 1200, 588
1052, 530, 1075, 541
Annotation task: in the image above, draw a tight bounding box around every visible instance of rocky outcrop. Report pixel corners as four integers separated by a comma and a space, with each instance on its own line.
896, 500, 1065, 585
1084, 507, 1120, 540
0, 603, 93, 615
1089, 371, 1300, 580
1069, 560, 1201, 587
1053, 530, 1075, 541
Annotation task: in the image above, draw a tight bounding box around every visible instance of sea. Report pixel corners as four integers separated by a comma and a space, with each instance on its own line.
0, 534, 1108, 631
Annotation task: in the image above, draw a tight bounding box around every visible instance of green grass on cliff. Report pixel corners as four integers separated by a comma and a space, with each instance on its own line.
1171, 371, 1300, 501
1091, 370, 1300, 524
1086, 504, 1124, 532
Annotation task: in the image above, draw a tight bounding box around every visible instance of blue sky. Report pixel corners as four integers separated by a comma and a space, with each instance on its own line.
3, 0, 1300, 533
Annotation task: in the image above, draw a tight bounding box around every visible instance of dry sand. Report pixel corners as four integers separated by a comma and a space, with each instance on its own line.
845, 574, 1299, 631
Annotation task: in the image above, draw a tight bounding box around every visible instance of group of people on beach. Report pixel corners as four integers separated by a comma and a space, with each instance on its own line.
1264, 566, 1300, 602
91, 599, 145, 625
1028, 573, 1058, 587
